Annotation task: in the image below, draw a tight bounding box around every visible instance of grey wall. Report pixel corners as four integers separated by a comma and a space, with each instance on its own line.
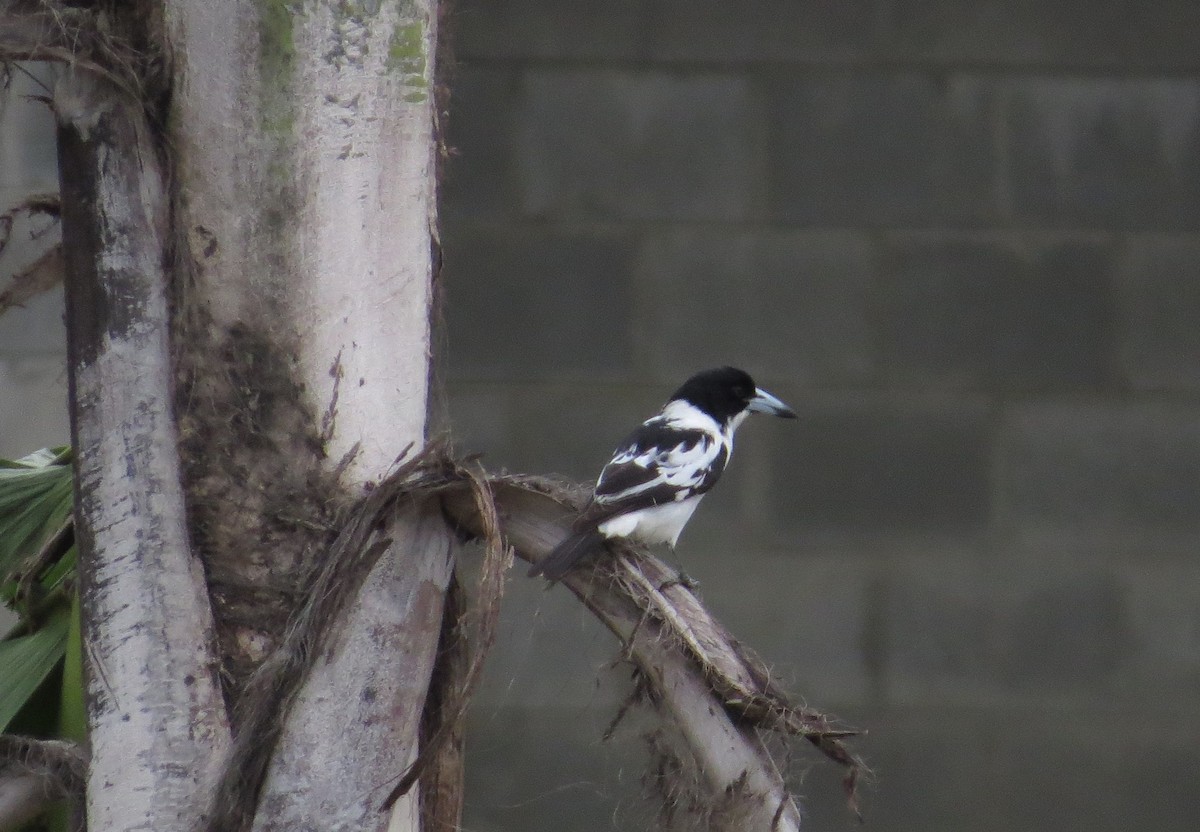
439, 2, 1200, 831
1, 4, 1197, 830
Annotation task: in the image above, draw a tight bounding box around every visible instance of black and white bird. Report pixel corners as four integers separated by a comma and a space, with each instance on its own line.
529, 366, 796, 582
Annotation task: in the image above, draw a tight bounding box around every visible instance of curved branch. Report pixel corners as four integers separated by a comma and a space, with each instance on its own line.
441, 476, 867, 831
208, 449, 862, 832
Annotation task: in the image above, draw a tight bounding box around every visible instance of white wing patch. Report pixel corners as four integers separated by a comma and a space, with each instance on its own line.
597, 438, 720, 503
583, 401, 734, 547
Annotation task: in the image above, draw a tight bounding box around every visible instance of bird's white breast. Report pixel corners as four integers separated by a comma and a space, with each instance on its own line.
597, 494, 704, 547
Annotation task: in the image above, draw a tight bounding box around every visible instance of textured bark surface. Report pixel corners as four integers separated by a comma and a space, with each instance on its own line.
55, 71, 231, 831
165, 0, 435, 466
251, 503, 456, 832
165, 1, 444, 830
166, 0, 440, 691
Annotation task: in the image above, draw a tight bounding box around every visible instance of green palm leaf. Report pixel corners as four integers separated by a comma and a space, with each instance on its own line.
0, 448, 78, 741
0, 604, 70, 733
0, 447, 74, 614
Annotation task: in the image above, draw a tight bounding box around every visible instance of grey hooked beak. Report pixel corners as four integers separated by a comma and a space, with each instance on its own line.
746, 387, 797, 419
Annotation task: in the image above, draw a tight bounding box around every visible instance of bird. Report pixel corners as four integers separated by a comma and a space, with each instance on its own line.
529, 366, 796, 582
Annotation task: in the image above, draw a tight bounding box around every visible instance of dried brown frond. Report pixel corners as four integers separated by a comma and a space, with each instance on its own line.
0, 1, 148, 103
206, 441, 513, 831
380, 450, 513, 810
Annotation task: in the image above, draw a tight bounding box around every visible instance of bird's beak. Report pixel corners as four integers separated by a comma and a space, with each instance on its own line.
746, 387, 797, 419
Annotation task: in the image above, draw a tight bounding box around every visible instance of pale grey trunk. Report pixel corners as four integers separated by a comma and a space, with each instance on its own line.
166, 0, 434, 460
165, 1, 444, 830
251, 504, 454, 832
55, 72, 231, 831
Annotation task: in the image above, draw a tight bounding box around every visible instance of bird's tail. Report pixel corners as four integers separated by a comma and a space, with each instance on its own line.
528, 527, 606, 582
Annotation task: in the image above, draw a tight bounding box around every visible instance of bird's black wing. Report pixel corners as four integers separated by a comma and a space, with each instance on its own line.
530, 421, 727, 581
577, 420, 728, 528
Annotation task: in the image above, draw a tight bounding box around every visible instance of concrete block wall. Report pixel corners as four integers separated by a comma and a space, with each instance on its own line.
439, 2, 1200, 830
1, 5, 1196, 830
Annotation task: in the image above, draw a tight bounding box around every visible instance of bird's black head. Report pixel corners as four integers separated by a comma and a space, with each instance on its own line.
670, 366, 796, 425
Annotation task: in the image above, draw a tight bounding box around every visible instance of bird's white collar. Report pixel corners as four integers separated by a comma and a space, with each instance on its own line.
660, 399, 729, 435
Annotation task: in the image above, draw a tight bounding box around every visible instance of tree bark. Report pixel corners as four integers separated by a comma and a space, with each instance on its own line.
164, 1, 445, 829
55, 71, 231, 831
250, 503, 455, 832
165, 0, 435, 469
